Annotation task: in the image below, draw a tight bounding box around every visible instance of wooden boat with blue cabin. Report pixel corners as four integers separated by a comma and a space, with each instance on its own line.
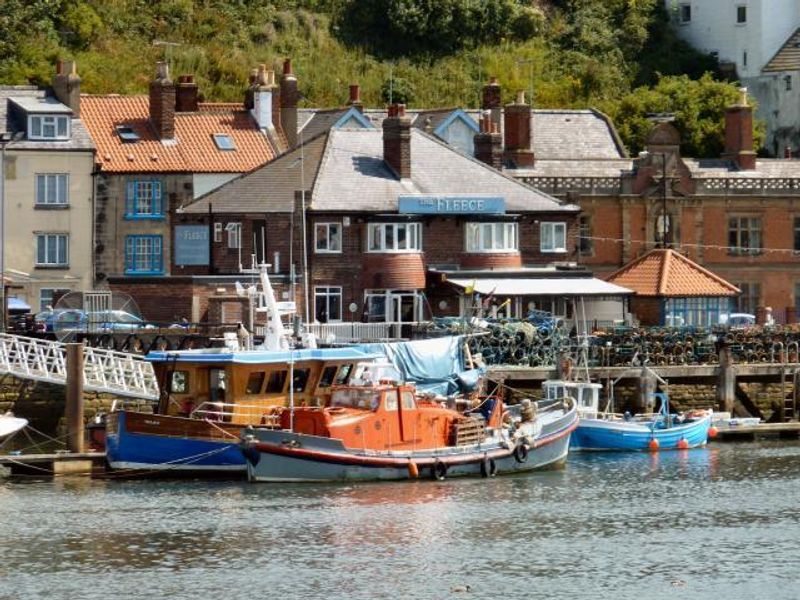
542, 380, 712, 451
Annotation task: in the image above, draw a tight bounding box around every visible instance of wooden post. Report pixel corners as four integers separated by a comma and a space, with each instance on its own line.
717, 344, 736, 415
636, 367, 656, 413
65, 342, 84, 453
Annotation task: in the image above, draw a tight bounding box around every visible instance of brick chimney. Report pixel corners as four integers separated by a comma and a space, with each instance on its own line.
383, 103, 412, 179
348, 84, 363, 113
722, 87, 756, 170
280, 58, 299, 147
251, 64, 278, 131
503, 90, 534, 168
474, 112, 503, 170
52, 59, 81, 118
244, 68, 258, 110
481, 76, 502, 134
176, 74, 199, 112
149, 62, 175, 140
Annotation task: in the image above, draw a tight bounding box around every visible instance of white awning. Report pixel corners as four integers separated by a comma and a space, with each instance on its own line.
447, 277, 633, 297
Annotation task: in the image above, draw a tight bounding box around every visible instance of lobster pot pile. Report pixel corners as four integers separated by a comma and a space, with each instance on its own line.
467, 322, 572, 367
461, 323, 800, 368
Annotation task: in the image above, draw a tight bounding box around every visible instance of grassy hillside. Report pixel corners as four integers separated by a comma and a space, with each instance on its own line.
0, 0, 747, 155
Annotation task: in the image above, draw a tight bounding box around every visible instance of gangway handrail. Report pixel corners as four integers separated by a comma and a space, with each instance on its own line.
0, 333, 158, 400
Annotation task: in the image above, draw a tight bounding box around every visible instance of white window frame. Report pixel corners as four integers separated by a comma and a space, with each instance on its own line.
226, 222, 242, 249
28, 115, 70, 140
315, 222, 342, 253
367, 222, 422, 253
314, 286, 343, 322
679, 3, 691, 24
35, 173, 69, 206
540, 222, 568, 253
465, 222, 518, 253
35, 233, 69, 266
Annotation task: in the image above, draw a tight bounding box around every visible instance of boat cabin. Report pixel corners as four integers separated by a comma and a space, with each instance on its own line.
280, 381, 501, 451
147, 347, 381, 425
543, 380, 602, 418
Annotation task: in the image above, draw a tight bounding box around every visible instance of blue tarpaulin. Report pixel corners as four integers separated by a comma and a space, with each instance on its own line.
364, 336, 483, 396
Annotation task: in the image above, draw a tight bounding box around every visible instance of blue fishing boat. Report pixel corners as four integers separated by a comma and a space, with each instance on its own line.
543, 380, 712, 451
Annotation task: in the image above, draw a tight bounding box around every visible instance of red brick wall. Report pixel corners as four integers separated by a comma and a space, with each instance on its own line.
460, 253, 522, 269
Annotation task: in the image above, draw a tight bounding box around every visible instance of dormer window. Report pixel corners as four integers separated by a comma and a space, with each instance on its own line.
116, 125, 140, 143
28, 115, 70, 140
213, 133, 236, 151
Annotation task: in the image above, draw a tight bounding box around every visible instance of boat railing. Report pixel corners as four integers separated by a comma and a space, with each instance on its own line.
302, 321, 423, 343
190, 401, 282, 427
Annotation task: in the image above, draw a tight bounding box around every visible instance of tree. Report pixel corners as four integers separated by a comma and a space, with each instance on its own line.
608, 74, 766, 157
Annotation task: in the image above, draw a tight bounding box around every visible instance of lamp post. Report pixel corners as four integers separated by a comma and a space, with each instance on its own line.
0, 131, 23, 333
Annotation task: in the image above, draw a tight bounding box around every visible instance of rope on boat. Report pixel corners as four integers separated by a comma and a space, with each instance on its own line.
203, 418, 242, 440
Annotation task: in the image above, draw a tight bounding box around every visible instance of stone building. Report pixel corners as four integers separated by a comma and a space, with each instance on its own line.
0, 60, 95, 314
80, 61, 292, 321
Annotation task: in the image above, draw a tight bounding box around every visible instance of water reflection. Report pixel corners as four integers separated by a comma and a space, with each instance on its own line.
2, 442, 800, 599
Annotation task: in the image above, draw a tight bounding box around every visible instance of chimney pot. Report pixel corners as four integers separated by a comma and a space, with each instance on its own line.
149, 61, 176, 139
785, 147, 793, 159
516, 90, 526, 105
176, 73, 199, 112
722, 91, 755, 170
349, 84, 361, 103
738, 87, 748, 106
52, 58, 81, 117
283, 58, 293, 75
56, 58, 64, 75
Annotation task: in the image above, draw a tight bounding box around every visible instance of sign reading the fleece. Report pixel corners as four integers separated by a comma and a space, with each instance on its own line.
174, 226, 210, 266
398, 195, 505, 215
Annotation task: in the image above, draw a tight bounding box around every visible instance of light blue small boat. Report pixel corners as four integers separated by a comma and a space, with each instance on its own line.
543, 380, 712, 451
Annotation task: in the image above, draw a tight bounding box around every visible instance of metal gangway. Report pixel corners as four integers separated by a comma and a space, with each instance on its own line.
0, 333, 159, 400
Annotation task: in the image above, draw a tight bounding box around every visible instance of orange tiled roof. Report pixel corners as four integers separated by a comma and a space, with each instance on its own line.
606, 248, 740, 297
81, 95, 275, 173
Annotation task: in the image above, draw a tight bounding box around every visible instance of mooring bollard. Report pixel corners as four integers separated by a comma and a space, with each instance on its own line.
65, 342, 85, 453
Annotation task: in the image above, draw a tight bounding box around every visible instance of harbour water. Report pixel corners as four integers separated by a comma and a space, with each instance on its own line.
2, 441, 800, 600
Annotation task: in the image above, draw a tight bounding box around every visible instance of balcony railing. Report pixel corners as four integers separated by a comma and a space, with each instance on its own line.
304, 322, 422, 343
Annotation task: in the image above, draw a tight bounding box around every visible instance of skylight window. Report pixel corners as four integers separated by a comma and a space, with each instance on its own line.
116, 125, 140, 143
213, 133, 236, 151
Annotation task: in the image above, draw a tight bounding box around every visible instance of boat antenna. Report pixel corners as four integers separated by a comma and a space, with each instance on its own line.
289, 340, 295, 432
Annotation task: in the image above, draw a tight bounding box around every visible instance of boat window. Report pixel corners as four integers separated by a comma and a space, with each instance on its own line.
169, 371, 188, 394
335, 364, 353, 385
292, 369, 310, 392
246, 371, 266, 395
266, 370, 287, 393
401, 391, 416, 410
331, 388, 380, 410
318, 366, 338, 389
385, 391, 398, 411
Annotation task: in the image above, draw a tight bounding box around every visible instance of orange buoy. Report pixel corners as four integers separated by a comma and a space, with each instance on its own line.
708, 426, 719, 439
677, 438, 689, 450
648, 438, 660, 451
408, 461, 419, 479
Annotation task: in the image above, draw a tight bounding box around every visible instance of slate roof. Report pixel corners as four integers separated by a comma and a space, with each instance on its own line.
81, 95, 275, 173
183, 127, 577, 215
181, 132, 328, 213
0, 86, 94, 152
311, 128, 577, 212
298, 107, 626, 161
606, 249, 740, 297
762, 28, 800, 73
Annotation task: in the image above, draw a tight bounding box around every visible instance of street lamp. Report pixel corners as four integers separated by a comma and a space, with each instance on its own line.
0, 131, 24, 332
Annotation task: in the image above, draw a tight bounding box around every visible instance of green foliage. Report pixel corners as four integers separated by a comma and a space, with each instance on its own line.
607, 74, 766, 157
381, 76, 415, 105
333, 0, 543, 58
0, 0, 759, 156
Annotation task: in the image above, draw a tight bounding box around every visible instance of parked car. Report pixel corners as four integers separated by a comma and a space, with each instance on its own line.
719, 313, 756, 328
34, 309, 154, 333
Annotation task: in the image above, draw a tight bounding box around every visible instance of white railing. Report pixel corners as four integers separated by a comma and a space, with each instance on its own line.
0, 333, 159, 400
304, 322, 419, 343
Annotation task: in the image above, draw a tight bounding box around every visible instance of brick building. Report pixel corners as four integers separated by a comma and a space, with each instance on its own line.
80, 62, 294, 321
171, 103, 633, 328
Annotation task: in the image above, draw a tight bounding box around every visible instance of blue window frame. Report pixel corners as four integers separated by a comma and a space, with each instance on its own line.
125, 235, 163, 275
125, 180, 164, 219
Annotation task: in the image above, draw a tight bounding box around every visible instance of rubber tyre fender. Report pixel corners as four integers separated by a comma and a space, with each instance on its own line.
513, 442, 530, 464
432, 459, 448, 481
480, 456, 498, 478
